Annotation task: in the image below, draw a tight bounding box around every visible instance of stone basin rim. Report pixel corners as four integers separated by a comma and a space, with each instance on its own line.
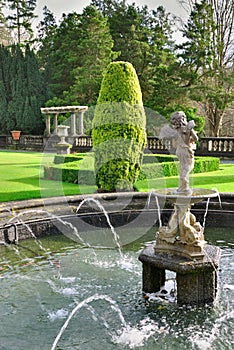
153, 188, 219, 200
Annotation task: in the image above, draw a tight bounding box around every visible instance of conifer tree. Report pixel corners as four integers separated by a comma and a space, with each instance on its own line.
7, 0, 37, 44
71, 5, 118, 105
0, 46, 9, 132
7, 44, 25, 129
0, 44, 46, 134
23, 44, 46, 133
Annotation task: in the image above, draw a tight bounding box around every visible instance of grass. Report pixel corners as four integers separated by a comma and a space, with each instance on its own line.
0, 150, 233, 202
135, 162, 234, 193
0, 150, 97, 202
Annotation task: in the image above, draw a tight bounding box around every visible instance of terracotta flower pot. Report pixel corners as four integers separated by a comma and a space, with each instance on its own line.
11, 130, 21, 141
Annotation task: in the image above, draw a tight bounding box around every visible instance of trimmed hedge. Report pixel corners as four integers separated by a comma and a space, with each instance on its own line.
53, 154, 83, 164
138, 156, 220, 180
143, 154, 178, 164
92, 61, 147, 192
44, 161, 95, 185
139, 161, 179, 180
193, 156, 220, 173
44, 154, 220, 186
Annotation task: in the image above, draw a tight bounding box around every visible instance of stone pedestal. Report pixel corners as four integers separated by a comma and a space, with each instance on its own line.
56, 144, 70, 154
139, 244, 221, 306
142, 263, 165, 293
56, 125, 71, 154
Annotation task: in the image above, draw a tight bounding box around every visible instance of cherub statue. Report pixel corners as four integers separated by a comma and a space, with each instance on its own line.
160, 111, 198, 194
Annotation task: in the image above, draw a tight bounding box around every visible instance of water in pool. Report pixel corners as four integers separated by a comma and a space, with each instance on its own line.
0, 227, 233, 350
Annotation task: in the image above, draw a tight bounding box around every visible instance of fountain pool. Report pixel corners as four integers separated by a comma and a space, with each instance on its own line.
0, 226, 233, 350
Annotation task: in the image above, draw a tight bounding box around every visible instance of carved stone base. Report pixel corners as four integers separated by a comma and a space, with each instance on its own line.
139, 244, 221, 306
156, 201, 206, 256
155, 237, 207, 260
56, 143, 71, 154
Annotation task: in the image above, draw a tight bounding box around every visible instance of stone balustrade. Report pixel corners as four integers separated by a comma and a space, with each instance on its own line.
71, 136, 234, 158
195, 137, 234, 157
1, 134, 234, 158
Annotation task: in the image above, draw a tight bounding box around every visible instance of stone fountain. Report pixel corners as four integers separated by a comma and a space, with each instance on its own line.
139, 111, 221, 306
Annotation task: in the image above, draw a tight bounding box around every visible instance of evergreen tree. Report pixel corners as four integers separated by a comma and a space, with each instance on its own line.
7, 0, 37, 44
37, 5, 57, 41
70, 5, 118, 105
0, 44, 46, 134
0, 46, 9, 132
38, 6, 118, 107
7, 44, 25, 129
92, 1, 176, 105
90, 0, 118, 15
38, 12, 81, 99
23, 44, 46, 133
37, 6, 57, 98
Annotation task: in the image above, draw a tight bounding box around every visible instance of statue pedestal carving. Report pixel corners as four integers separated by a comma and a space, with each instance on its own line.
156, 202, 206, 260
139, 244, 221, 306
139, 188, 220, 306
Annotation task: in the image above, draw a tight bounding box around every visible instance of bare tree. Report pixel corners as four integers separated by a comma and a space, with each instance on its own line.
178, 0, 234, 136
0, 0, 12, 45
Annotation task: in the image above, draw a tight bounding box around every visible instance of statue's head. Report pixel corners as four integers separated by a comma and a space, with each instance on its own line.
170, 111, 187, 128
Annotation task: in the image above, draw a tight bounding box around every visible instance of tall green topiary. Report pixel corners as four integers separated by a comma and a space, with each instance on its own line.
92, 61, 147, 192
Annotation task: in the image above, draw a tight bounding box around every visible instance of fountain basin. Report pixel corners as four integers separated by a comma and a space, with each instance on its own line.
0, 226, 233, 350
153, 188, 218, 205
0, 191, 233, 245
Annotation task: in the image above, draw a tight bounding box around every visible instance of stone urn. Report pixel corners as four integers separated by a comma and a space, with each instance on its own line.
56, 125, 71, 154
11, 130, 21, 141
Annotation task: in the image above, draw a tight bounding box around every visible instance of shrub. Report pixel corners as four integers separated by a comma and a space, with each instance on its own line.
54, 154, 83, 164
143, 154, 177, 164
44, 161, 95, 185
138, 161, 179, 180
92, 61, 147, 192
138, 156, 219, 180
44, 155, 219, 186
192, 156, 220, 173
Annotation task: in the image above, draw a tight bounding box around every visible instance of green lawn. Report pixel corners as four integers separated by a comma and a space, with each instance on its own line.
0, 150, 233, 202
135, 162, 234, 193
0, 151, 97, 202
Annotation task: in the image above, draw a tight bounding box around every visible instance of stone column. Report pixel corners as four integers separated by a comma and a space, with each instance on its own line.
176, 270, 217, 306
70, 113, 77, 136
53, 114, 58, 135
142, 263, 166, 293
78, 111, 85, 135
45, 115, 51, 137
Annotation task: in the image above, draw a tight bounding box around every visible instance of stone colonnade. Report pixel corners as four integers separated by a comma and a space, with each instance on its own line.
40, 106, 88, 137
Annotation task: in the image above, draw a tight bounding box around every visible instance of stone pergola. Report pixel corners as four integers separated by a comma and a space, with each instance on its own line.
40, 106, 88, 137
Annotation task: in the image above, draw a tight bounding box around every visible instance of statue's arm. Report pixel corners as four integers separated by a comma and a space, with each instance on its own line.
190, 128, 199, 142
187, 120, 198, 142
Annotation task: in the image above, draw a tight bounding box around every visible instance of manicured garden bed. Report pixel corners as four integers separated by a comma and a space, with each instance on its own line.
44, 152, 220, 185
0, 150, 233, 202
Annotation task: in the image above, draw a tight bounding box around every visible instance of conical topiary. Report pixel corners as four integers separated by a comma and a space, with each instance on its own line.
92, 61, 146, 192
